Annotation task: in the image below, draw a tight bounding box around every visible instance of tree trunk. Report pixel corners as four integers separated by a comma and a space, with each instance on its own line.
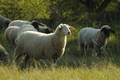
78, 0, 112, 13
97, 0, 112, 13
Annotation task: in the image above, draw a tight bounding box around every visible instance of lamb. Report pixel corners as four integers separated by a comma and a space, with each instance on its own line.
14, 23, 74, 67
8, 20, 52, 33
78, 25, 115, 56
0, 15, 11, 29
0, 45, 9, 62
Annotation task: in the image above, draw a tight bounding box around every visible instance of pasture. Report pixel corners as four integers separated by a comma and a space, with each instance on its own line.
0, 23, 120, 80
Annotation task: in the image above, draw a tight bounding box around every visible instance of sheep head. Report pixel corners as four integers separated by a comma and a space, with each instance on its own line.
0, 45, 9, 62
100, 25, 115, 38
31, 20, 52, 33
57, 23, 75, 36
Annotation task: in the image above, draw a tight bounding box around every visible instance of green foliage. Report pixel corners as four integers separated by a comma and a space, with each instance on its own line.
0, 0, 50, 20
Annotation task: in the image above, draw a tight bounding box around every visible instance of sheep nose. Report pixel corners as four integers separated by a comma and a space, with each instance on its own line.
68, 32, 71, 35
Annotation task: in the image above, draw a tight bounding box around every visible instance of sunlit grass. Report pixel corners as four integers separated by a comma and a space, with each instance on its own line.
0, 63, 120, 80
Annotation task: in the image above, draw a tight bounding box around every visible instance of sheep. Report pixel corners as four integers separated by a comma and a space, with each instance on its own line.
4, 24, 37, 44
0, 45, 9, 62
14, 23, 74, 67
5, 21, 53, 44
78, 25, 115, 57
4, 26, 20, 44
17, 24, 38, 37
8, 20, 53, 33
0, 15, 11, 29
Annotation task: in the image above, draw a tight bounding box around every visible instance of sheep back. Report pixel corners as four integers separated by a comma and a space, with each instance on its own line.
17, 24, 37, 37
4, 26, 20, 43
8, 20, 31, 27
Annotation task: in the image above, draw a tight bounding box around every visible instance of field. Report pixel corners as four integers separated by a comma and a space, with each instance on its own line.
0, 24, 120, 80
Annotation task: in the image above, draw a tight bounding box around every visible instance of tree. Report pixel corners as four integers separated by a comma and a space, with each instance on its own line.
78, 0, 112, 13
0, 0, 50, 20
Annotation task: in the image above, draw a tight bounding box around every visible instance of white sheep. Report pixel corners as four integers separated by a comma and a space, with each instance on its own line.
0, 45, 9, 62
17, 24, 38, 37
5, 21, 53, 44
4, 26, 20, 44
0, 15, 11, 29
78, 25, 115, 56
14, 23, 74, 67
8, 20, 53, 33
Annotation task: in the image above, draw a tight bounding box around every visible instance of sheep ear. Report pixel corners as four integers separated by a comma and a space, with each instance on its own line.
69, 27, 75, 30
100, 28, 106, 33
58, 24, 63, 29
31, 21, 39, 30
4, 51, 8, 55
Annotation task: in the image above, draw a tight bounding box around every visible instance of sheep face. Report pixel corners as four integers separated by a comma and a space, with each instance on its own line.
100, 25, 115, 38
58, 24, 73, 36
0, 52, 8, 62
0, 45, 8, 62
4, 18, 11, 27
38, 25, 52, 33
31, 21, 52, 33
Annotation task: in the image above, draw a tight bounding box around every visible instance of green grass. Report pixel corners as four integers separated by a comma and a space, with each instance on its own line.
0, 25, 120, 80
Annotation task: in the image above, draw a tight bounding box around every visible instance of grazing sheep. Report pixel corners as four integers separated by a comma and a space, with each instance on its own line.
0, 45, 9, 62
78, 25, 115, 56
5, 21, 53, 44
0, 15, 11, 29
4, 26, 20, 44
14, 23, 74, 67
8, 20, 52, 33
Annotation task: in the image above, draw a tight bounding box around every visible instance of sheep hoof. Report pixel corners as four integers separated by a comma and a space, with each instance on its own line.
97, 54, 102, 57
97, 53, 104, 57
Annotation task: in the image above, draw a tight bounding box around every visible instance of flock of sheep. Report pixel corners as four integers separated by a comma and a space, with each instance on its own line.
0, 15, 115, 67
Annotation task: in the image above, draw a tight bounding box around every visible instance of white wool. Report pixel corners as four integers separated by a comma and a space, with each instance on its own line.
8, 20, 52, 33
14, 23, 72, 65
17, 24, 37, 37
8, 20, 31, 27
4, 26, 20, 44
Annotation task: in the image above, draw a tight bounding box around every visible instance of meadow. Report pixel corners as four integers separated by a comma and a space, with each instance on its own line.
0, 24, 120, 80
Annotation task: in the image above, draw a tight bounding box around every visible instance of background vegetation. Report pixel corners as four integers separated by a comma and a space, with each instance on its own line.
0, 0, 120, 80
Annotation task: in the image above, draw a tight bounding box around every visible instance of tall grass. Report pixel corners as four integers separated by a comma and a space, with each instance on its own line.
0, 24, 120, 80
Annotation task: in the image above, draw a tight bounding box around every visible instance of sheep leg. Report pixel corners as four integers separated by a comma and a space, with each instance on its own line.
14, 46, 23, 64
96, 50, 102, 57
93, 44, 102, 57
82, 42, 87, 55
49, 58, 57, 67
23, 55, 30, 68
15, 54, 22, 62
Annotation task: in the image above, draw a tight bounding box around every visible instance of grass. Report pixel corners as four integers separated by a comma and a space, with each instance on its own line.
0, 63, 120, 80
0, 24, 120, 80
